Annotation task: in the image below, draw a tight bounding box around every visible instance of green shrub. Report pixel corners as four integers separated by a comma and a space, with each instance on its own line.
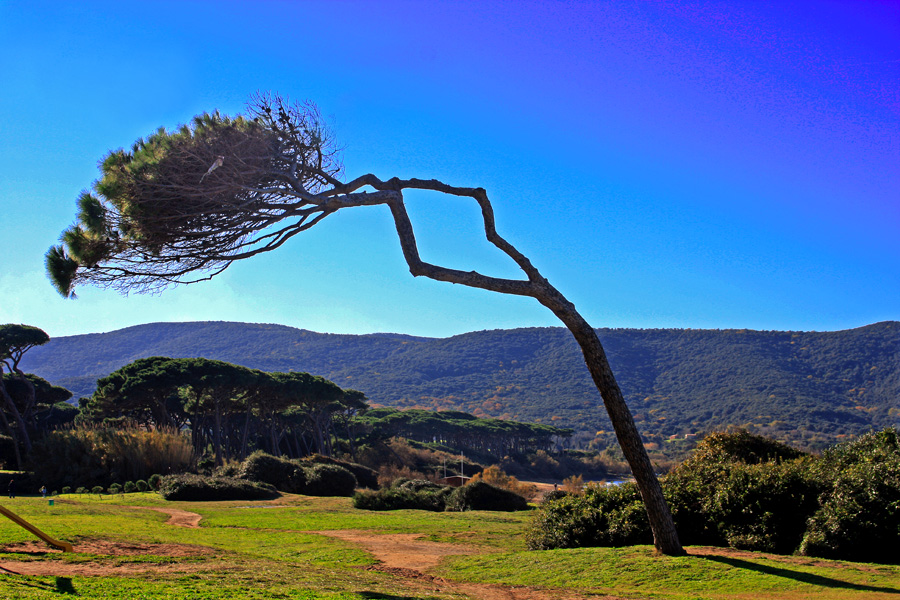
91, 485, 103, 495
61, 486, 72, 495
136, 479, 149, 492
108, 483, 122, 494
304, 455, 378, 489
124, 481, 137, 493
799, 429, 900, 562
446, 481, 530, 512
238, 451, 307, 493
76, 487, 87, 495
303, 463, 357, 497
707, 460, 821, 553
148, 474, 162, 490
353, 480, 452, 511
526, 483, 648, 549
527, 430, 820, 554
158, 474, 278, 501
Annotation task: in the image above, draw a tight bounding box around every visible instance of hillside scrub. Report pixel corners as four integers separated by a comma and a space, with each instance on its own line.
353, 478, 529, 512
526, 428, 900, 563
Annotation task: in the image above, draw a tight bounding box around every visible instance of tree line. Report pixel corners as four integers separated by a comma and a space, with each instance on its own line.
2, 322, 575, 472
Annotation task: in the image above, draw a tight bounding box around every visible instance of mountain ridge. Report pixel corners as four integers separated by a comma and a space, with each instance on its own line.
20, 320, 900, 449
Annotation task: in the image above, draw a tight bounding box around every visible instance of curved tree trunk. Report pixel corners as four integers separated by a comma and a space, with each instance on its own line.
338, 176, 686, 556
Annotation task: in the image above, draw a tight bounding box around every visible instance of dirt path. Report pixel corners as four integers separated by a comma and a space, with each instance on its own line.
127, 506, 203, 528
315, 529, 609, 600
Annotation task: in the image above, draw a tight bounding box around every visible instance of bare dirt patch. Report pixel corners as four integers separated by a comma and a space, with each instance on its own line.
315, 529, 607, 600
0, 539, 217, 577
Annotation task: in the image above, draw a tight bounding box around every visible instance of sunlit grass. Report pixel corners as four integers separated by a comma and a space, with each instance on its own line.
0, 493, 898, 599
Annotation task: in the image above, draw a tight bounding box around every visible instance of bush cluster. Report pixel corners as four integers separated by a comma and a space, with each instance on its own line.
353, 478, 453, 511
236, 451, 358, 497
525, 428, 900, 563
304, 454, 378, 489
158, 473, 277, 501
353, 478, 529, 512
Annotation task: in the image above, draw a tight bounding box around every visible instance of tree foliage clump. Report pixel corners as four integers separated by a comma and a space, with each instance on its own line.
83, 356, 357, 465
47, 97, 340, 296
526, 429, 900, 563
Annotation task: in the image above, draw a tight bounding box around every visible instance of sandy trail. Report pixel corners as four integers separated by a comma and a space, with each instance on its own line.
314, 529, 606, 600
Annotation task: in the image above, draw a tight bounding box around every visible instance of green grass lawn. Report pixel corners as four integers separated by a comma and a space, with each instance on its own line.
0, 493, 897, 599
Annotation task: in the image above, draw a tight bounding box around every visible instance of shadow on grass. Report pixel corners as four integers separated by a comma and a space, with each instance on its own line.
697, 555, 900, 594
55, 576, 77, 594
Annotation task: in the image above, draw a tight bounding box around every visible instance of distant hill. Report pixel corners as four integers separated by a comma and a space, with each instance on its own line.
20, 321, 900, 450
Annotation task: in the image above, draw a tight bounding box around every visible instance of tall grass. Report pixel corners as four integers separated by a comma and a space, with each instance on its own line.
30, 424, 193, 488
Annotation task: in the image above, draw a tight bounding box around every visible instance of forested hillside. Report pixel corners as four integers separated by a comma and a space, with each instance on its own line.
20, 321, 899, 450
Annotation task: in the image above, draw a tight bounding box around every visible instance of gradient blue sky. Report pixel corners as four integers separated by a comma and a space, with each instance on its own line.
1, 1, 897, 339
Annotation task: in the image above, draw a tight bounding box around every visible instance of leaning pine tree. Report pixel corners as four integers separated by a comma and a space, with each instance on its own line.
47, 93, 683, 555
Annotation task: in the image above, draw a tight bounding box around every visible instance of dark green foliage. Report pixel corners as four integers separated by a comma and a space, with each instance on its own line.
124, 481, 136, 493
302, 463, 357, 497
91, 485, 103, 495
76, 487, 87, 494
109, 483, 122, 494
799, 429, 900, 562
158, 473, 277, 501
528, 429, 900, 562
304, 454, 378, 489
148, 474, 162, 490
663, 430, 821, 551
446, 481, 531, 512
526, 483, 649, 550
61, 486, 72, 494
237, 451, 358, 496
352, 478, 453, 511
353, 485, 452, 512
238, 451, 307, 493
136, 479, 149, 492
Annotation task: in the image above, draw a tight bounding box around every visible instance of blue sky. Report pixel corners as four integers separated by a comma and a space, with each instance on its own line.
1, 0, 897, 339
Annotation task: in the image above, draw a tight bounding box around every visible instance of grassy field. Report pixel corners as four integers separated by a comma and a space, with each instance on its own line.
0, 493, 897, 599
